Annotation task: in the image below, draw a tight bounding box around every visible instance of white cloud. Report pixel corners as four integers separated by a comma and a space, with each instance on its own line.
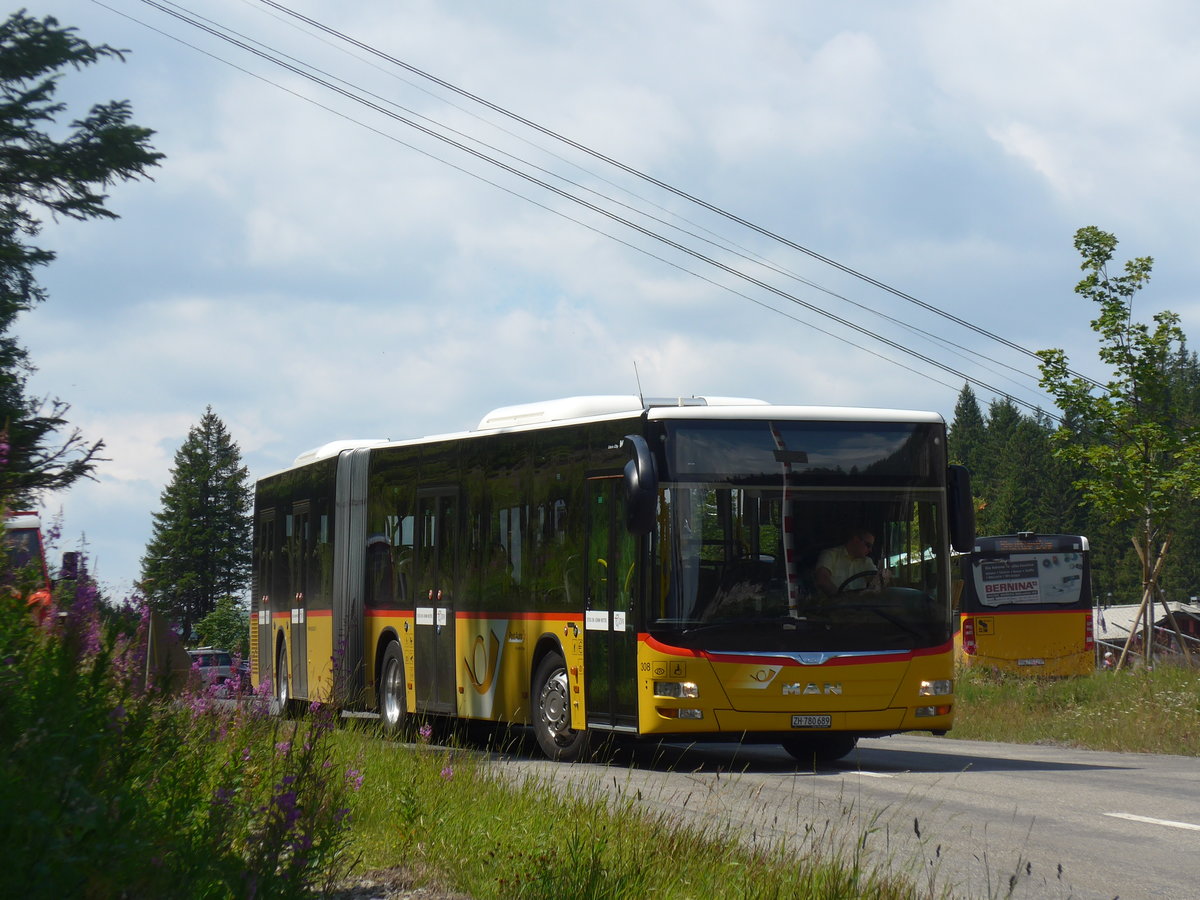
916, 0, 1200, 233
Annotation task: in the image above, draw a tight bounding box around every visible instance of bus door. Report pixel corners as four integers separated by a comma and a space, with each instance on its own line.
414, 488, 459, 714
254, 511, 276, 684
287, 502, 311, 697
584, 477, 639, 731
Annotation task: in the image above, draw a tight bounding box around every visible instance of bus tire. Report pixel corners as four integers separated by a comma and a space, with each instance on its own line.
532, 652, 589, 762
275, 642, 291, 718
782, 734, 857, 765
379, 641, 407, 735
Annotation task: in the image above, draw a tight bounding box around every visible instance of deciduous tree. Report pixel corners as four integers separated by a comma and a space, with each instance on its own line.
1038, 226, 1200, 665
195, 595, 250, 658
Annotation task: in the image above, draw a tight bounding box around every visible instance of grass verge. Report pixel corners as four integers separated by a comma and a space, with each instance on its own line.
335, 725, 931, 900
950, 662, 1200, 754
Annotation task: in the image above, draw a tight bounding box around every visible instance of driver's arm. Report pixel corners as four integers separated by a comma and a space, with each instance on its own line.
814, 564, 837, 597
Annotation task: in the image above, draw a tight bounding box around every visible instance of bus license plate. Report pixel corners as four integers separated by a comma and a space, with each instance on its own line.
792, 715, 831, 728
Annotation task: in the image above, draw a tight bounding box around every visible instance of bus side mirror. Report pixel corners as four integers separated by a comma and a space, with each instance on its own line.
948, 464, 975, 553
622, 434, 658, 536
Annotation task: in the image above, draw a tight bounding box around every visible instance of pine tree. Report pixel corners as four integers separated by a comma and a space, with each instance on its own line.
1027, 410, 1085, 535
0, 12, 163, 504
947, 384, 986, 472
974, 397, 1024, 535
140, 408, 251, 639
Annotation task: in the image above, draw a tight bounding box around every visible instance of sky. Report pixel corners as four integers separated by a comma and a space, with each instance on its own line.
14, 0, 1200, 599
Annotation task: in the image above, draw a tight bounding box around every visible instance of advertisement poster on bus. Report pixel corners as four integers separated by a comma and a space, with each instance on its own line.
973, 553, 1085, 607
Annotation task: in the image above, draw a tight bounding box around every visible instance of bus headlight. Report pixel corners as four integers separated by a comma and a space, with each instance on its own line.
918, 679, 953, 697
654, 681, 699, 699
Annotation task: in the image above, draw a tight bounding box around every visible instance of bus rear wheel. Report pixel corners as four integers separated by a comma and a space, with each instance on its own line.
782, 734, 858, 765
275, 643, 291, 717
379, 642, 407, 734
532, 652, 589, 762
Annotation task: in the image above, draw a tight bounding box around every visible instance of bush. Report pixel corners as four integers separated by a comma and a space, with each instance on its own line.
0, 571, 361, 897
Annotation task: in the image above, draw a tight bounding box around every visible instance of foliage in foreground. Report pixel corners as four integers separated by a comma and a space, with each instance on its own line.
0, 580, 360, 898
951, 662, 1200, 755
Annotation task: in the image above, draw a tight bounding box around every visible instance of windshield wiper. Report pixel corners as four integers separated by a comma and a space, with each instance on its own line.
840, 603, 925, 640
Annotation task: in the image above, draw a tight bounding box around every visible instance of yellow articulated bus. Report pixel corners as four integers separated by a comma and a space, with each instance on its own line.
958, 533, 1094, 676
251, 395, 974, 762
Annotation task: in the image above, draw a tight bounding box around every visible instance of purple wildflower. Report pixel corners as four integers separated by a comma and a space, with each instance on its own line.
273, 790, 301, 828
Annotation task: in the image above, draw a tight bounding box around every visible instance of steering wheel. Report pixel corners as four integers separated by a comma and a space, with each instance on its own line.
837, 570, 877, 593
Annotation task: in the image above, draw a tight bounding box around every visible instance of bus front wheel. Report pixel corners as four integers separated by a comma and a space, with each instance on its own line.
532, 652, 589, 762
782, 734, 857, 765
379, 642, 407, 734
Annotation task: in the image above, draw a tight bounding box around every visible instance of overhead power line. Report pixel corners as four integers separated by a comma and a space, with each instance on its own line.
102, 0, 1067, 417
228, 0, 1045, 400
254, 0, 1102, 394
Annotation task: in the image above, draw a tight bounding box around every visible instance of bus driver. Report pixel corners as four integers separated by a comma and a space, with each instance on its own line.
815, 529, 884, 597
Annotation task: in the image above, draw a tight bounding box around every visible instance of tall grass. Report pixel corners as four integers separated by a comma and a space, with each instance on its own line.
951, 662, 1200, 754
331, 663, 1200, 898
335, 725, 927, 900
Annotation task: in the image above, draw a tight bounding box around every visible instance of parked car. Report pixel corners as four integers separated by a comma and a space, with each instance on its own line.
188, 647, 234, 692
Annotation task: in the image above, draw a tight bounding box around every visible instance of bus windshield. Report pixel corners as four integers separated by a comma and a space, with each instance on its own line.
648, 419, 951, 654
661, 419, 943, 486
5, 527, 44, 572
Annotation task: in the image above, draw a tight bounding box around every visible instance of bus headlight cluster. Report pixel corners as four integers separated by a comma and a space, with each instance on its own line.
918, 679, 953, 697
653, 680, 699, 699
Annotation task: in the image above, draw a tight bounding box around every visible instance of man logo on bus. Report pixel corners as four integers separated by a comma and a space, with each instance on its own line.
783, 682, 842, 695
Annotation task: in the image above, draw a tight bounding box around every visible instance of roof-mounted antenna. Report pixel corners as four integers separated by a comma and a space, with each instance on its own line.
633, 360, 645, 408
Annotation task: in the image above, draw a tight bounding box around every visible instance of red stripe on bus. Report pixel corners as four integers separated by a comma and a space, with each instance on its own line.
455, 610, 580, 622
640, 633, 952, 666
360, 609, 579, 622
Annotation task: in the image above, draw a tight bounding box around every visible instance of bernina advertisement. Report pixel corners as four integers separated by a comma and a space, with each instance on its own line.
974, 553, 1084, 607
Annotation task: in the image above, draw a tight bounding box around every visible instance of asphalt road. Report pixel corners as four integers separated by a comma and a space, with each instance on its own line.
482, 733, 1200, 900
